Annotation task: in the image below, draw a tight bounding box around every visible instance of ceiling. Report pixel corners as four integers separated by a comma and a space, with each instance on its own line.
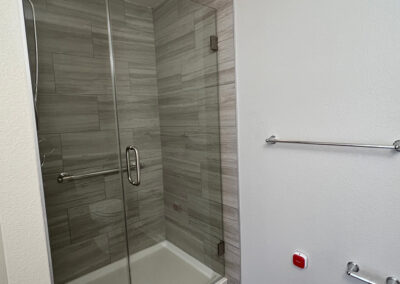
130, 0, 166, 8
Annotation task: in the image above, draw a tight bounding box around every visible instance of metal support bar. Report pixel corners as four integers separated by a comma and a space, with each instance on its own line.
265, 135, 400, 152
210, 35, 218, 51
57, 162, 144, 183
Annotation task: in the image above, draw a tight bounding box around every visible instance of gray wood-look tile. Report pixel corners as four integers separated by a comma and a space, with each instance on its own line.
154, 0, 232, 277
126, 215, 165, 253
38, 95, 100, 134
225, 242, 241, 284
188, 195, 223, 231
155, 14, 194, 48
132, 127, 163, 160
45, 0, 109, 27
156, 0, 240, 282
220, 126, 239, 209
153, 0, 179, 29
92, 24, 111, 59
129, 64, 158, 95
107, 227, 130, 263
68, 199, 125, 243
158, 90, 201, 127
46, 210, 70, 250
52, 235, 111, 284
126, 0, 166, 8
223, 209, 240, 248
219, 83, 237, 128
61, 131, 120, 172
35, 0, 239, 281
35, 10, 93, 57
53, 54, 113, 96
35, 0, 167, 282
165, 219, 205, 262
43, 174, 106, 216
104, 174, 129, 199
99, 94, 161, 130
164, 191, 189, 224
37, 52, 55, 94
38, 134, 63, 175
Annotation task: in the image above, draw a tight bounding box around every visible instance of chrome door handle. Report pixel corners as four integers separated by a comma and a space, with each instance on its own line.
126, 145, 141, 186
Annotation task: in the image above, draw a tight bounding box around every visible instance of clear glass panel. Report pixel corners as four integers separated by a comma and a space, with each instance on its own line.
22, 0, 131, 283
107, 0, 167, 265
109, 0, 225, 283
23, 0, 224, 282
22, 0, 36, 94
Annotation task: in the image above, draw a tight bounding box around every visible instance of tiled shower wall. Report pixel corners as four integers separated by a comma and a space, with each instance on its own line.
191, 1, 241, 283
31, 0, 240, 283
154, 0, 225, 276
153, 0, 240, 283
34, 0, 165, 283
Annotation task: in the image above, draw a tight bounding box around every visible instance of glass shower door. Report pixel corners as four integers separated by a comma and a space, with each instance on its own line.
22, 0, 132, 283
24, 0, 225, 282
106, 0, 167, 261
108, 0, 225, 283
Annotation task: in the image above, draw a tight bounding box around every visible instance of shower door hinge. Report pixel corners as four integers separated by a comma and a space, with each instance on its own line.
217, 240, 225, 256
210, 35, 218, 51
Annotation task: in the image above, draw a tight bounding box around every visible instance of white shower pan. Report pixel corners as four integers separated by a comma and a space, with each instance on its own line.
68, 241, 227, 284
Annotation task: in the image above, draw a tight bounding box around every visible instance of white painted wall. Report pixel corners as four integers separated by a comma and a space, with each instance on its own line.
0, 226, 8, 284
0, 0, 52, 283
235, 0, 400, 283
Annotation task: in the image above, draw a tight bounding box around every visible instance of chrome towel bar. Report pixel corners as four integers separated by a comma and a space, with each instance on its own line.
265, 135, 400, 152
347, 262, 376, 284
57, 162, 144, 183
346, 262, 399, 284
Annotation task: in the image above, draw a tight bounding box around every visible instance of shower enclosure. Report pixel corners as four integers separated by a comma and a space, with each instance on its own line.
22, 0, 225, 283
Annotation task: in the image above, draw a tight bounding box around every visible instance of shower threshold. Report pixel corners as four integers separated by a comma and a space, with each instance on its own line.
67, 241, 227, 284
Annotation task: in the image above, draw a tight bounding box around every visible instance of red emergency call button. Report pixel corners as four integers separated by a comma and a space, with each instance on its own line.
293, 251, 308, 269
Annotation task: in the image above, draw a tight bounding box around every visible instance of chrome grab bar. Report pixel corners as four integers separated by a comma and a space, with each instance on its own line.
388, 278, 400, 284
266, 135, 400, 152
57, 162, 144, 183
347, 262, 400, 284
347, 262, 376, 284
126, 145, 141, 186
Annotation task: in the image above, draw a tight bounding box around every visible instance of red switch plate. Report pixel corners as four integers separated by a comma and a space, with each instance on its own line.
293, 251, 307, 269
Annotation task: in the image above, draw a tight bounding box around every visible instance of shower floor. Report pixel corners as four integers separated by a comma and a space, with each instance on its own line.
67, 241, 227, 284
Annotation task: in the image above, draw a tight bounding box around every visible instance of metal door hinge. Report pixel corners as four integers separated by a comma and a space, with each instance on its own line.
217, 240, 225, 256
210, 35, 218, 51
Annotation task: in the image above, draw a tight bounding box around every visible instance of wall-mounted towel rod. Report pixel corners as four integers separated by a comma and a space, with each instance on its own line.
346, 261, 400, 284
57, 162, 144, 183
265, 135, 400, 152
